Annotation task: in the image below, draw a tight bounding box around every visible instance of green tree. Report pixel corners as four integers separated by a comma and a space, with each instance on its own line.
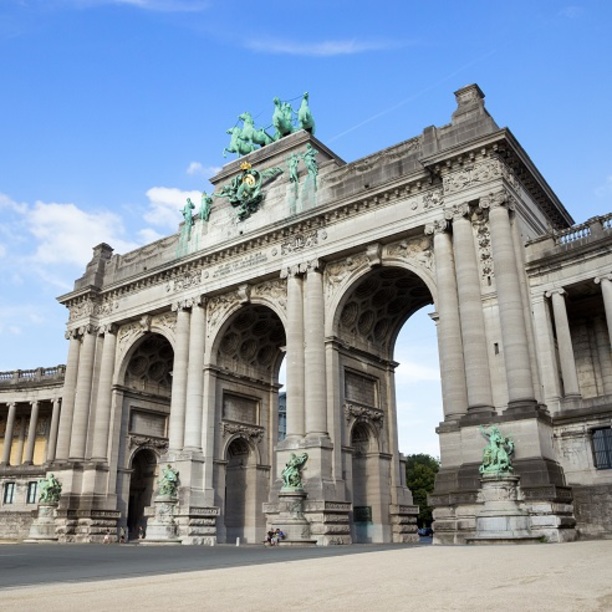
405, 453, 440, 527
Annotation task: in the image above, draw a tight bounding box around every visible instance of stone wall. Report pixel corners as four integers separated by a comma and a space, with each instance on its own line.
572, 484, 612, 538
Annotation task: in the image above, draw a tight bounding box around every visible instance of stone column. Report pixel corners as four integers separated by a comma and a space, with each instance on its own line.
450, 206, 494, 413
304, 261, 328, 438
1, 402, 17, 465
531, 295, 561, 407
55, 329, 81, 461
15, 415, 26, 465
184, 300, 206, 452
484, 192, 536, 408
546, 288, 580, 398
595, 274, 612, 350
168, 303, 191, 452
46, 399, 61, 463
24, 400, 40, 465
283, 266, 306, 439
91, 325, 117, 461
427, 219, 468, 419
69, 326, 97, 460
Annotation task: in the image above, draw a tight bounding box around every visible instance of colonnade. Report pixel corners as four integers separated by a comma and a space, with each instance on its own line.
0, 398, 60, 466
429, 190, 538, 420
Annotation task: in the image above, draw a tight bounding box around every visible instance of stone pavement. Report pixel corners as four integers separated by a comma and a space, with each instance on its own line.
2, 540, 611, 611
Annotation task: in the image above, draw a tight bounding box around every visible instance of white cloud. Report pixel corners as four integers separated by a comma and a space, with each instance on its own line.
144, 186, 202, 230
27, 200, 138, 266
186, 161, 221, 178
245, 38, 405, 57
559, 6, 583, 19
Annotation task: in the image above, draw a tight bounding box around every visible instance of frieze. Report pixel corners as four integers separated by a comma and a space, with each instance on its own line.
221, 421, 264, 442
209, 251, 268, 280
69, 298, 95, 322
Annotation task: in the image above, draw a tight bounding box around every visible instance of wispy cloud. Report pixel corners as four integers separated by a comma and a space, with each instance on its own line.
559, 6, 583, 19
245, 38, 405, 57
51, 0, 209, 12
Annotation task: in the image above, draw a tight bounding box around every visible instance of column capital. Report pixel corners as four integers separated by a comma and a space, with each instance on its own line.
98, 323, 118, 336
545, 288, 566, 299
365, 243, 382, 268
479, 188, 516, 212
280, 263, 307, 279
425, 218, 449, 235
237, 284, 251, 304
65, 327, 82, 340
306, 258, 324, 273
171, 297, 201, 312
443, 202, 470, 221
594, 274, 612, 285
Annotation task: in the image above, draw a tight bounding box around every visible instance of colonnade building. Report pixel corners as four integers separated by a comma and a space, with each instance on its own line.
1, 85, 611, 543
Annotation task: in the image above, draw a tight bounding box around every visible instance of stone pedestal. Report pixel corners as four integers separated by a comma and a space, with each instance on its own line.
140, 496, 181, 545
466, 475, 540, 545
274, 489, 317, 546
25, 503, 58, 542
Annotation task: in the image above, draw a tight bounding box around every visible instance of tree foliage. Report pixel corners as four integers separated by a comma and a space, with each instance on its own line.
405, 453, 440, 527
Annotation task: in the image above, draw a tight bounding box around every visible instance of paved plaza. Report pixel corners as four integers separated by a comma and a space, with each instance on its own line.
1, 539, 611, 611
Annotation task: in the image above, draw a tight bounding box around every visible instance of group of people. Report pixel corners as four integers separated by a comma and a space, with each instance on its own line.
265, 528, 286, 546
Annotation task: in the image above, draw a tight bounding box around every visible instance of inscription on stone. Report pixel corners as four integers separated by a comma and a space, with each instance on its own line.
129, 409, 167, 438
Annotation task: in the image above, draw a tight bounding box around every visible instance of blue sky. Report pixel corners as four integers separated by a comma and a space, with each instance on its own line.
1, 1, 611, 456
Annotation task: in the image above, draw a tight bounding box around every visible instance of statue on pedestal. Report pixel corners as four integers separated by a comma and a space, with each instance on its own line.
281, 452, 309, 490
158, 464, 179, 498
479, 426, 514, 475
38, 473, 62, 504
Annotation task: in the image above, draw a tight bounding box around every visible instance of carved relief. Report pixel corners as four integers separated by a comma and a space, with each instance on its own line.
344, 402, 384, 431
325, 253, 368, 301
128, 434, 169, 452
280, 229, 319, 255
443, 158, 504, 194
208, 291, 239, 333
251, 279, 287, 312
165, 269, 203, 293
422, 188, 443, 210
475, 216, 494, 280
221, 421, 264, 442
69, 298, 96, 321
386, 236, 434, 272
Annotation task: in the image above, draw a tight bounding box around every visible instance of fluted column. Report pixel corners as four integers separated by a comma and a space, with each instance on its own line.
23, 401, 39, 464
283, 265, 306, 439
184, 300, 206, 451
546, 288, 580, 397
46, 398, 61, 462
595, 274, 612, 350
427, 219, 468, 419
450, 205, 494, 413
168, 303, 191, 452
55, 329, 82, 461
91, 325, 117, 461
1, 402, 17, 465
532, 294, 562, 406
305, 261, 328, 437
484, 192, 536, 407
69, 326, 97, 459
15, 416, 26, 465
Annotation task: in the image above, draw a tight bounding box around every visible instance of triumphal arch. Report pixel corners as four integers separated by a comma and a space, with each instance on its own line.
2, 84, 612, 544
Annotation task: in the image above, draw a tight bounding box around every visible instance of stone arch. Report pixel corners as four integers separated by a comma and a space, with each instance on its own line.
333, 264, 434, 358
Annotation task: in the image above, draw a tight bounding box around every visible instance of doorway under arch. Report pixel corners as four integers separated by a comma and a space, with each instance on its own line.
127, 448, 157, 540
224, 437, 256, 543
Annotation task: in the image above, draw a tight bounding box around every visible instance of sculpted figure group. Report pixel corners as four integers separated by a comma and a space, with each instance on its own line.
224, 92, 315, 158
479, 425, 514, 475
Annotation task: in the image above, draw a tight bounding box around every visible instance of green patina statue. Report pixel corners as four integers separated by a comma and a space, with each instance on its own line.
181, 198, 195, 228
158, 464, 179, 497
215, 162, 283, 221
199, 191, 213, 222
38, 473, 62, 504
301, 143, 318, 189
223, 95, 316, 158
281, 452, 309, 490
479, 425, 514, 475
